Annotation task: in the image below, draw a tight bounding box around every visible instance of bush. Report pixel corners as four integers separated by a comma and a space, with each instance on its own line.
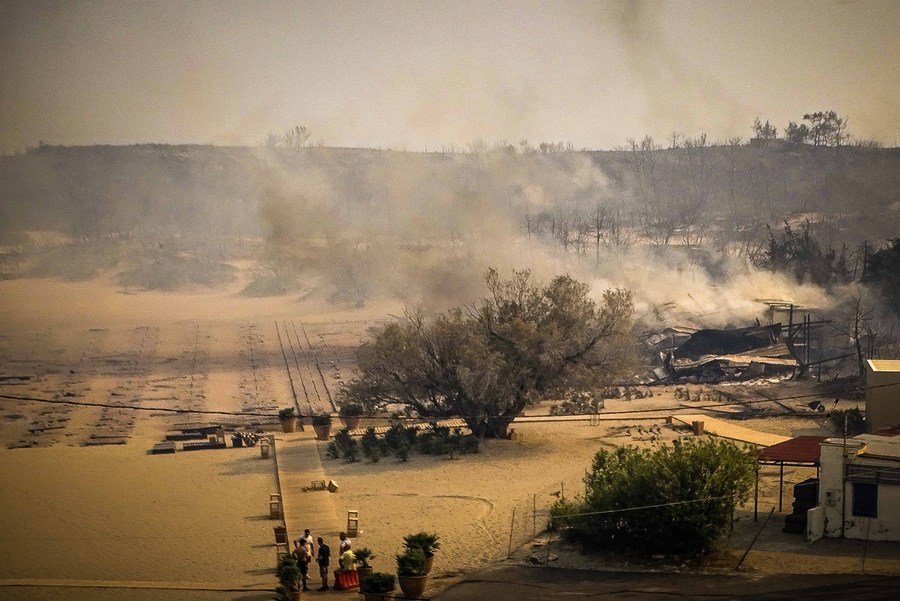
339, 402, 364, 417
312, 413, 332, 427
396, 548, 426, 576
355, 547, 375, 567
276, 553, 300, 594
550, 437, 755, 557
325, 441, 340, 459
343, 438, 360, 463
403, 531, 441, 556
361, 427, 381, 462
278, 407, 296, 421
360, 572, 395, 593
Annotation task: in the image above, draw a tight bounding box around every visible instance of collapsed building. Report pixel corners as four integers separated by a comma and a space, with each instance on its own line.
645, 323, 800, 382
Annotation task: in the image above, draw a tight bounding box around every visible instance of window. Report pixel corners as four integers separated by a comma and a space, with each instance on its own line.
852, 482, 878, 518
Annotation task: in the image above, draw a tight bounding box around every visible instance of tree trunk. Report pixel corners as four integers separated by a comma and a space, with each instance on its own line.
464, 415, 516, 439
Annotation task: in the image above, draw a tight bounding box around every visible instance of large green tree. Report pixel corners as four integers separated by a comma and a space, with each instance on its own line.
551, 438, 756, 556
339, 269, 634, 438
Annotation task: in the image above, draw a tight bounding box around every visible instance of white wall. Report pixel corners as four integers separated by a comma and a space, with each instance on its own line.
818, 438, 900, 542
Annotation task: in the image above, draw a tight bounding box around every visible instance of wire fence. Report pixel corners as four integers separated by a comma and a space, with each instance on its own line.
505, 481, 570, 558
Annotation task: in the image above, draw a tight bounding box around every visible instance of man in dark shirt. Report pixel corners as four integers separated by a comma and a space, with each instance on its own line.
316, 536, 331, 591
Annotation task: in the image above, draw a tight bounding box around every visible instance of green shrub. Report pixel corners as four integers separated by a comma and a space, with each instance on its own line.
354, 547, 375, 567
361, 427, 381, 462
278, 407, 296, 421
396, 548, 426, 576
276, 553, 300, 593
550, 437, 755, 557
325, 441, 340, 460
339, 402, 364, 417
403, 531, 441, 556
312, 413, 332, 427
360, 572, 395, 593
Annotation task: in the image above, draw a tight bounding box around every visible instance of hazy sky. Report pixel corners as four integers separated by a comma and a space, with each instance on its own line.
1, 0, 898, 152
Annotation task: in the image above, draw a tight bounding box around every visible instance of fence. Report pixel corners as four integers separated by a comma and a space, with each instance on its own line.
505, 481, 570, 558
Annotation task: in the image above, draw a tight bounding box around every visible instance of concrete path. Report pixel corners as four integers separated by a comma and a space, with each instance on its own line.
274, 431, 357, 597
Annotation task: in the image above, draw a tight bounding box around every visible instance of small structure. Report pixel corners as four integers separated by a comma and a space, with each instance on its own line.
812, 433, 900, 541
866, 360, 900, 432
757, 436, 827, 517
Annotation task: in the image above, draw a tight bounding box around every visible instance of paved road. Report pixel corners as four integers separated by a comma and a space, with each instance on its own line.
436, 566, 900, 600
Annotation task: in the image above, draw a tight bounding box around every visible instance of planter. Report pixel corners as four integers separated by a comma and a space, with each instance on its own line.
357, 565, 374, 580
363, 591, 394, 601
423, 553, 434, 575
280, 418, 297, 433
313, 423, 332, 440
398, 574, 429, 598
291, 590, 302, 601
340, 416, 361, 431
232, 436, 244, 448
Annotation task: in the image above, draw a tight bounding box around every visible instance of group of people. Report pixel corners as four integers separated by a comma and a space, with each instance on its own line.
292, 530, 354, 592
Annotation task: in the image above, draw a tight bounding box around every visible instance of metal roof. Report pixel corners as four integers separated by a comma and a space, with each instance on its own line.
758, 435, 830, 465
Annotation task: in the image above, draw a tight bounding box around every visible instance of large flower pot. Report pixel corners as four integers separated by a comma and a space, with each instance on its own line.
291, 589, 302, 601
363, 591, 394, 601
357, 565, 374, 580
280, 418, 297, 433
398, 575, 429, 598
423, 553, 435, 575
313, 424, 332, 440
340, 416, 361, 431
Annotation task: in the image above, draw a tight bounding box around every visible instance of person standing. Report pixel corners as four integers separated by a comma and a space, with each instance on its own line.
316, 536, 330, 591
293, 539, 311, 592
338, 531, 352, 554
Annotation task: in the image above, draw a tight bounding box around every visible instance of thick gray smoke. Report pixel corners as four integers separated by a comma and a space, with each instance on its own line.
253, 147, 829, 326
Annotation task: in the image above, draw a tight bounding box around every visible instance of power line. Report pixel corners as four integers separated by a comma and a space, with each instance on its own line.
1, 381, 897, 421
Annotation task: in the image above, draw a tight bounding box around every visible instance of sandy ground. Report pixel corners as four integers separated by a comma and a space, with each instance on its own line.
2, 276, 898, 600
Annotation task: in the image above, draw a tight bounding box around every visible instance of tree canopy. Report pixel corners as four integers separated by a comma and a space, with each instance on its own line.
339, 269, 634, 437
550, 437, 756, 556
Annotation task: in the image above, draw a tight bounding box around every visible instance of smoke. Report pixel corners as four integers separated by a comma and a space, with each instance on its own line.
592, 0, 749, 137
253, 146, 830, 326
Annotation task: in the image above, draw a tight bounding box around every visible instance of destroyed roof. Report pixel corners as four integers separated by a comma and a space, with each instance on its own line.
673, 324, 781, 361
672, 342, 796, 370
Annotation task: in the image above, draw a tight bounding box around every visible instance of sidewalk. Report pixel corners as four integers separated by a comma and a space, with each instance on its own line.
274, 431, 357, 597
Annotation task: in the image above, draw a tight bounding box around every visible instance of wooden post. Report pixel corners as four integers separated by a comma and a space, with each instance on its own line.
778, 463, 784, 512
507, 508, 516, 558
754, 465, 759, 522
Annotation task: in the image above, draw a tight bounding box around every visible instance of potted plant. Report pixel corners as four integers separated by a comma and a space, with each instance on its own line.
231, 433, 244, 447
278, 407, 297, 433
338, 402, 364, 430
396, 547, 428, 598
355, 547, 375, 579
360, 572, 395, 601
276, 553, 302, 600
403, 531, 441, 574
312, 414, 332, 440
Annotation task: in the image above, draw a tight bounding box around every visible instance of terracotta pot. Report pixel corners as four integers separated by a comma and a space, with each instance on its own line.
398, 574, 429, 598
358, 565, 374, 580
313, 424, 332, 440
291, 589, 302, 601
280, 418, 297, 433
423, 553, 434, 575
340, 416, 361, 431
363, 591, 394, 601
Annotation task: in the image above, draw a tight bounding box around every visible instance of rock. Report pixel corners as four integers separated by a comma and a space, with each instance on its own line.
528, 555, 543, 564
